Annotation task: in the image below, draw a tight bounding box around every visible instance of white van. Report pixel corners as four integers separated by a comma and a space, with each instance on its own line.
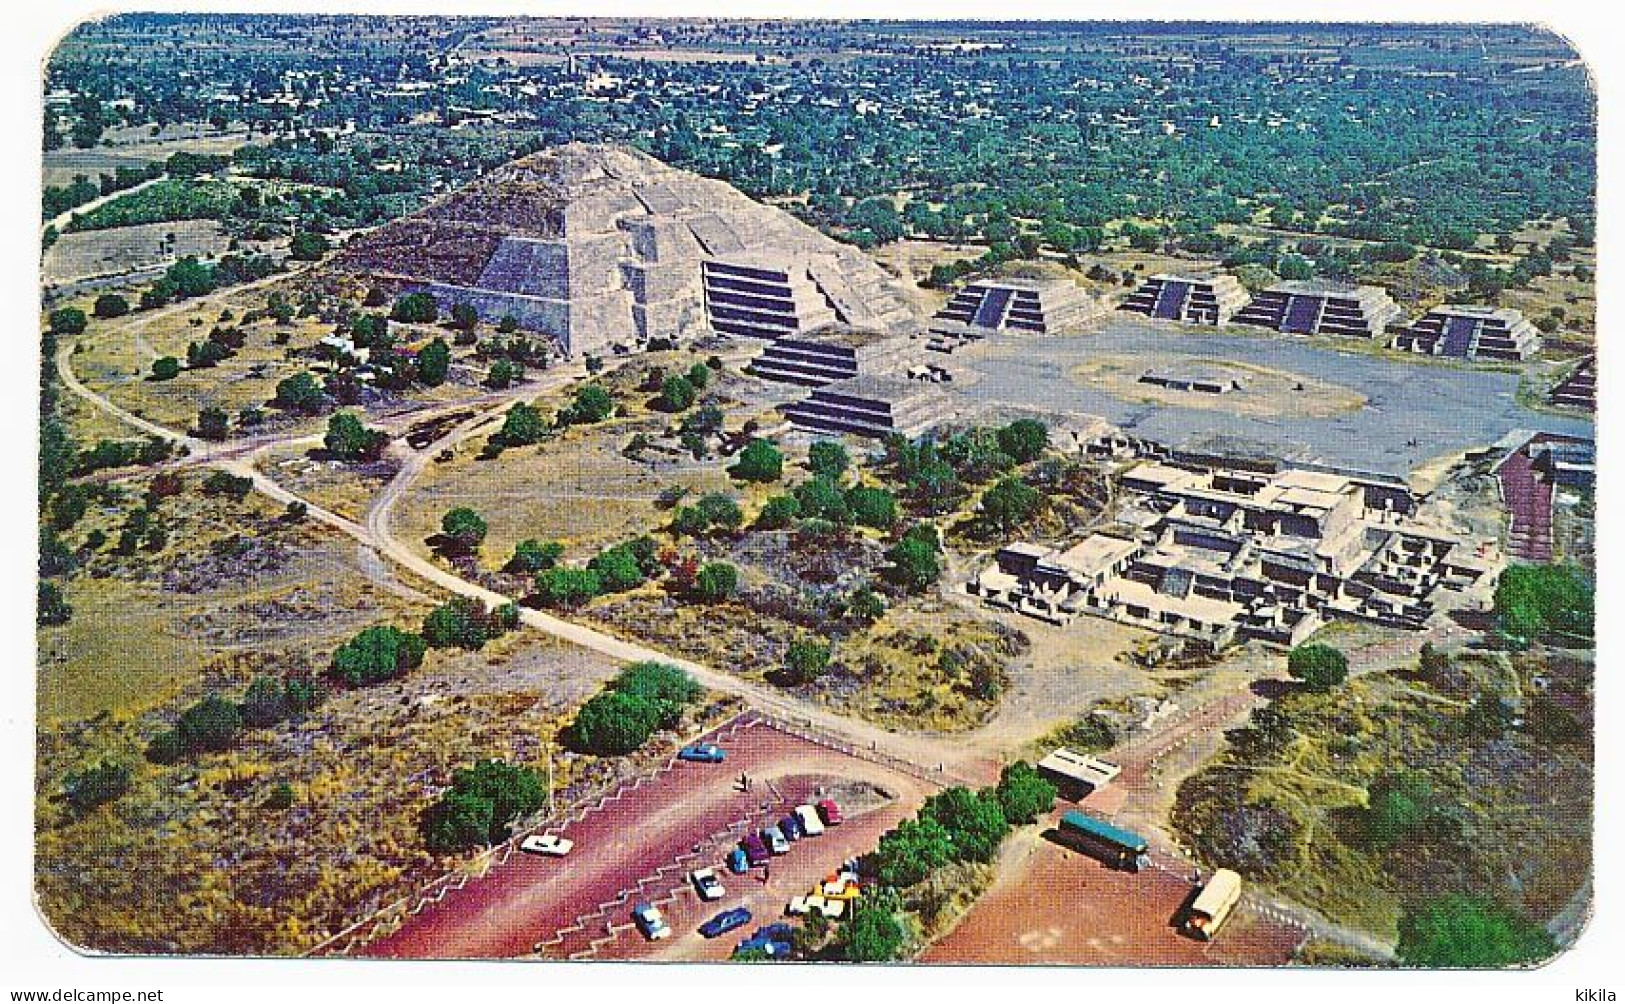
795, 803, 826, 837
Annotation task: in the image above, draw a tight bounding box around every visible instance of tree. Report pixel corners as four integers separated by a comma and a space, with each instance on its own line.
845, 585, 887, 625
450, 302, 479, 332
1397, 896, 1554, 968
839, 902, 908, 962
732, 438, 784, 483
48, 307, 87, 336
440, 507, 487, 553
685, 362, 711, 389
37, 582, 72, 627
784, 639, 832, 685
885, 536, 941, 592
324, 411, 387, 460
808, 440, 850, 480
846, 485, 898, 530
93, 293, 130, 319
615, 662, 700, 706
509, 539, 564, 574
659, 374, 698, 412
588, 542, 648, 592
62, 761, 131, 817
423, 596, 515, 650
567, 690, 668, 756
756, 494, 800, 530
495, 402, 547, 446
694, 562, 739, 602
331, 625, 427, 687
996, 419, 1049, 464
921, 786, 1009, 862
391, 291, 439, 323
1287, 643, 1348, 691
196, 406, 229, 441
1364, 771, 1435, 849
423, 788, 494, 853
273, 371, 325, 413
534, 567, 603, 608
486, 358, 522, 389
176, 695, 243, 753
150, 356, 180, 381
1493, 563, 1593, 646
694, 493, 744, 533
288, 231, 330, 261
563, 384, 615, 424
980, 476, 1044, 532
994, 761, 1057, 825
417, 337, 451, 386
868, 817, 953, 887
795, 476, 854, 525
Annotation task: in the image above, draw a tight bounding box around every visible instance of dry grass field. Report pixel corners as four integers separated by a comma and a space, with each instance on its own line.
43, 220, 233, 286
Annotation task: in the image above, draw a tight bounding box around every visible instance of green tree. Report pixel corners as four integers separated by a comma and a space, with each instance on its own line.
324, 410, 387, 460
846, 485, 898, 530
885, 536, 941, 592
391, 291, 439, 323
1493, 563, 1593, 646
196, 406, 229, 441
659, 374, 698, 412
450, 302, 479, 331
615, 662, 700, 706
685, 362, 711, 389
996, 419, 1049, 463
994, 760, 1057, 825
1364, 771, 1435, 850
176, 694, 243, 753
808, 440, 850, 480
62, 761, 131, 817
869, 817, 953, 887
37, 581, 72, 626
588, 542, 648, 592
732, 438, 784, 483
93, 293, 130, 319
48, 307, 87, 336
921, 786, 1009, 862
417, 337, 451, 386
330, 625, 427, 687
980, 476, 1044, 532
755, 494, 800, 530
273, 371, 326, 413
839, 901, 908, 962
534, 567, 603, 608
795, 476, 853, 524
496, 402, 547, 446
1287, 643, 1348, 691
486, 358, 522, 389
784, 639, 832, 685
567, 690, 667, 756
150, 356, 180, 381
440, 507, 487, 553
1397, 896, 1554, 968
288, 231, 330, 261
694, 561, 739, 602
510, 539, 564, 574
695, 493, 744, 533
423, 788, 496, 853
564, 384, 615, 424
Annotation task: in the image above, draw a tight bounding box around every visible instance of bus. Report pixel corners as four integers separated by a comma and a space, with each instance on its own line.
1057, 810, 1150, 872
1183, 869, 1242, 941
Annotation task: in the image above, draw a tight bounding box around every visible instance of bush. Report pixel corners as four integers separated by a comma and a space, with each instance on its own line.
846, 485, 898, 529
417, 337, 451, 386
289, 231, 330, 261
324, 411, 388, 460
273, 371, 326, 413
560, 384, 614, 424
145, 730, 184, 765
534, 567, 603, 608
62, 761, 131, 816
795, 476, 853, 524
868, 817, 953, 887
423, 759, 547, 853
755, 494, 800, 530
48, 307, 87, 336
808, 440, 850, 480
784, 639, 832, 685
731, 438, 784, 483
440, 507, 487, 553
885, 536, 941, 592
176, 695, 243, 753
495, 402, 547, 446
423, 597, 518, 650
1397, 896, 1555, 968
93, 293, 130, 319
659, 374, 698, 411
996, 419, 1048, 463
1493, 563, 1593, 646
509, 539, 564, 574
839, 901, 909, 962
565, 663, 698, 756
994, 761, 1057, 824
920, 786, 1009, 863
331, 625, 427, 687
616, 662, 701, 705
37, 582, 72, 626
693, 562, 739, 602
1287, 644, 1348, 691
391, 291, 439, 324
150, 356, 180, 381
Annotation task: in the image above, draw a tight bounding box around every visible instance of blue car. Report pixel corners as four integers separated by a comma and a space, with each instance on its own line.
699, 906, 753, 939
780, 814, 803, 841
678, 743, 726, 764
735, 933, 792, 958
727, 847, 750, 874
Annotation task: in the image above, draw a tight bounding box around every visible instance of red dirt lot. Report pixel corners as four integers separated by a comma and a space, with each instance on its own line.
358, 716, 936, 960
921, 826, 1303, 966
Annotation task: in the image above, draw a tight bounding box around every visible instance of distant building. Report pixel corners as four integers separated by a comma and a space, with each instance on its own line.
1391, 304, 1542, 361
933, 277, 1104, 334
970, 462, 1497, 646
1548, 355, 1596, 411
1233, 279, 1402, 339
1119, 273, 1248, 325
781, 374, 951, 438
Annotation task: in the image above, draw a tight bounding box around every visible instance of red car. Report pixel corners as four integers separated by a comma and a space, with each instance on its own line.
816, 798, 843, 826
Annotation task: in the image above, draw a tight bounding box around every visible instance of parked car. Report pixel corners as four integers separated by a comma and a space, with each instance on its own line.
742, 833, 769, 867
727, 847, 750, 874
794, 804, 825, 837
632, 902, 671, 941
519, 834, 574, 856
816, 798, 844, 826
779, 814, 803, 841
734, 933, 791, 959
699, 906, 753, 939
677, 743, 726, 763
690, 867, 726, 901
761, 825, 790, 855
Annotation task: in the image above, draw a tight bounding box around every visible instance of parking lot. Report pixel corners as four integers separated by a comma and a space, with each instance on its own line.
356, 715, 937, 960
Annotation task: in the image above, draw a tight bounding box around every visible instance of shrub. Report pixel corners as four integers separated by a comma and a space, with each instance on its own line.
176, 695, 243, 753
391, 291, 439, 323
839, 901, 909, 962
1493, 563, 1593, 646
495, 402, 547, 446
1397, 896, 1555, 968
693, 562, 739, 602
509, 539, 564, 574
48, 307, 87, 336
273, 371, 326, 413
324, 411, 388, 460
846, 485, 898, 530
783, 639, 832, 685
659, 374, 698, 411
885, 536, 941, 592
920, 786, 1009, 863
423, 597, 517, 650
755, 494, 800, 530
417, 337, 451, 386
994, 761, 1057, 825
93, 293, 130, 319
1287, 644, 1348, 691
440, 507, 487, 553
149, 356, 180, 381
62, 761, 131, 816
423, 759, 547, 852
534, 567, 603, 608
331, 625, 427, 687
808, 440, 850, 480
731, 438, 784, 482
996, 419, 1049, 463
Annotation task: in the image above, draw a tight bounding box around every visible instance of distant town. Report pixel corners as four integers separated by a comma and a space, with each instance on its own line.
38, 16, 1592, 970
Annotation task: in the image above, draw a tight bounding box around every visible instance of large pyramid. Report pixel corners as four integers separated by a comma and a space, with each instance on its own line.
339, 143, 917, 354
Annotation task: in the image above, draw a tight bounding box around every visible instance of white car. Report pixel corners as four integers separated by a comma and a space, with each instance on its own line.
794, 804, 826, 837
690, 867, 726, 901
520, 833, 575, 857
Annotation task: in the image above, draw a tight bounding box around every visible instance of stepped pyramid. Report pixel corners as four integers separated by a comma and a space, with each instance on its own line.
340, 143, 917, 355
